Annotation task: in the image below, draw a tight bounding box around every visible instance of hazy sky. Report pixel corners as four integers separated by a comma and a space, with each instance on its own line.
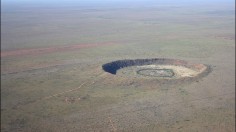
2, 0, 235, 11
3, 0, 234, 5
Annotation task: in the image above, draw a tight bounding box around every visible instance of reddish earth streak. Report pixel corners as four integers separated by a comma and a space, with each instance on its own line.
1, 43, 114, 57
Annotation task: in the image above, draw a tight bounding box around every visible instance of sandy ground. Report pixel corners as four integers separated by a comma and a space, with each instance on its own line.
138, 65, 206, 78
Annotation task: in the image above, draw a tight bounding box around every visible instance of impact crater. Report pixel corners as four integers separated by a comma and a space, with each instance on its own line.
102, 58, 210, 79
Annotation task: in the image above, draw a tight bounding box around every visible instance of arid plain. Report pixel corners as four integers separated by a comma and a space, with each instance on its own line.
1, 0, 235, 131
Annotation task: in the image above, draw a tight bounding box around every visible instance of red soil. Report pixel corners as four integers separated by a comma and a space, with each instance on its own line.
1, 43, 114, 57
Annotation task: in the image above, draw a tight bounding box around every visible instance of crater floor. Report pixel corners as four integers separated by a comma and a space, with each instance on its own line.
117, 64, 207, 79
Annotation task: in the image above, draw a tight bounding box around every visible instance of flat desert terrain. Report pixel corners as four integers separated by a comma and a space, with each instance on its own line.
1, 0, 235, 131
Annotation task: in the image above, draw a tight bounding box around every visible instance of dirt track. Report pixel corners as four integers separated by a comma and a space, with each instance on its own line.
1, 43, 114, 57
